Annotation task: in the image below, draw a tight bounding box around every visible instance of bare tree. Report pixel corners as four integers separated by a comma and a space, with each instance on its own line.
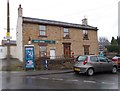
98, 37, 110, 52
99, 37, 109, 43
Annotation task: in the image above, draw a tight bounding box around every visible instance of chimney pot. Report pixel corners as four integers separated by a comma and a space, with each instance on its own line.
18, 4, 22, 17
82, 17, 88, 25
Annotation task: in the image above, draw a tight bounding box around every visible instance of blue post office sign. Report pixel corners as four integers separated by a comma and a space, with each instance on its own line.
24, 45, 35, 69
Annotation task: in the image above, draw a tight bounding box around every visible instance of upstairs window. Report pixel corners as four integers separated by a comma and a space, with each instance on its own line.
63, 28, 70, 38
83, 30, 88, 40
39, 25, 46, 36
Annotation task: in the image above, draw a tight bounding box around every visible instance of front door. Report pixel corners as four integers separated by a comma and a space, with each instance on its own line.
63, 43, 71, 58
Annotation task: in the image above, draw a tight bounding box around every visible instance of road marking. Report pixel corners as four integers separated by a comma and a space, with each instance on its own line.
101, 82, 115, 85
39, 77, 49, 80
26, 76, 36, 79
83, 80, 96, 83
52, 78, 63, 81
67, 79, 78, 82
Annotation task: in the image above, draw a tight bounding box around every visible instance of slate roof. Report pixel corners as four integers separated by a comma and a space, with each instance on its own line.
23, 17, 98, 31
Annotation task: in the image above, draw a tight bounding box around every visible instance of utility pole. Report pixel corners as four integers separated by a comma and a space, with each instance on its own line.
6, 0, 11, 70
119, 1, 120, 37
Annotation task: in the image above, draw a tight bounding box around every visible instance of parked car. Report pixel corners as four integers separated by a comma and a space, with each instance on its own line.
73, 55, 118, 76
112, 55, 120, 67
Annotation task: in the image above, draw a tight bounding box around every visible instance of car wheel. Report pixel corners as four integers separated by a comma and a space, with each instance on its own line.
112, 66, 117, 74
87, 68, 94, 76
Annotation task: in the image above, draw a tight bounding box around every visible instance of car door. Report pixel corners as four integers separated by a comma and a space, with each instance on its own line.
105, 58, 114, 71
99, 57, 113, 72
89, 56, 101, 72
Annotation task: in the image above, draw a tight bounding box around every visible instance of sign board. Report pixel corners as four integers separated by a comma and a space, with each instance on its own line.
6, 32, 10, 37
32, 40, 56, 44
24, 45, 35, 69
4, 36, 12, 39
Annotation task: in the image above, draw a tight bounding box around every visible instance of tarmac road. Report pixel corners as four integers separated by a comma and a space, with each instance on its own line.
0, 58, 119, 90
1, 71, 118, 90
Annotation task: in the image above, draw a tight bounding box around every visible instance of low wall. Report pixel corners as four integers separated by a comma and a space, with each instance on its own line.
0, 46, 17, 59
0, 46, 7, 59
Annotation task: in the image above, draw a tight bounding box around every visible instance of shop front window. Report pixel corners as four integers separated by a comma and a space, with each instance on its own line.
40, 46, 47, 57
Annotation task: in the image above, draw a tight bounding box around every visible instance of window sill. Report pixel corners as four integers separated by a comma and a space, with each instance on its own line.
83, 38, 89, 40
38, 35, 47, 37
63, 37, 71, 39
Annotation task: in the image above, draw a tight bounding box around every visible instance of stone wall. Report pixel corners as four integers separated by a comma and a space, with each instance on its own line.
22, 22, 99, 59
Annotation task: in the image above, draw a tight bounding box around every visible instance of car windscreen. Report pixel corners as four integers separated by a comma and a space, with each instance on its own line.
77, 56, 87, 62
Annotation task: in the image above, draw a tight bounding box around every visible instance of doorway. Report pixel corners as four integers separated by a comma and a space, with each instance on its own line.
63, 43, 71, 58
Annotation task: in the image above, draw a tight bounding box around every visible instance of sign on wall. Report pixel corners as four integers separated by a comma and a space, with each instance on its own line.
24, 45, 35, 69
32, 40, 56, 44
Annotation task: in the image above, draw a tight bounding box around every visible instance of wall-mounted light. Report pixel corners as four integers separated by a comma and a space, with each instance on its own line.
28, 37, 31, 44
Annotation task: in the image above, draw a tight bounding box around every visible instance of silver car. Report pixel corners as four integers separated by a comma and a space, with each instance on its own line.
73, 55, 118, 76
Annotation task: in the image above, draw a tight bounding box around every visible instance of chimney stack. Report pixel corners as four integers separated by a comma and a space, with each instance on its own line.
18, 4, 22, 17
82, 17, 88, 25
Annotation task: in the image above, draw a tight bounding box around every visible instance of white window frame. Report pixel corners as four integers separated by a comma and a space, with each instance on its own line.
40, 46, 47, 57
64, 28, 69, 37
39, 25, 46, 36
83, 30, 88, 39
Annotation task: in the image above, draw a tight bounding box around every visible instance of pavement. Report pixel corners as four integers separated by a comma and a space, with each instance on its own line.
1, 70, 73, 77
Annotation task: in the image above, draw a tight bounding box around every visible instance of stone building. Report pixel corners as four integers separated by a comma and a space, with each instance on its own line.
16, 5, 99, 61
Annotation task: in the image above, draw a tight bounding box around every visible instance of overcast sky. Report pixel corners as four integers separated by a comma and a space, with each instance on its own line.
0, 0, 119, 44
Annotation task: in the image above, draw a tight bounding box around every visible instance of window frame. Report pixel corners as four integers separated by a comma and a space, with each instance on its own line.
77, 56, 87, 62
39, 25, 47, 37
90, 56, 99, 62
83, 45, 90, 55
83, 30, 89, 40
63, 28, 70, 38
40, 46, 47, 57
99, 57, 108, 62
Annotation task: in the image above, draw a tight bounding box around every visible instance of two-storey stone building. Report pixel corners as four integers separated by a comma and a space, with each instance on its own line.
16, 5, 99, 61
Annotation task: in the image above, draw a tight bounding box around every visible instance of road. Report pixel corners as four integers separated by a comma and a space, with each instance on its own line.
118, 69, 120, 91
1, 71, 119, 90
0, 58, 119, 90
0, 59, 3, 70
